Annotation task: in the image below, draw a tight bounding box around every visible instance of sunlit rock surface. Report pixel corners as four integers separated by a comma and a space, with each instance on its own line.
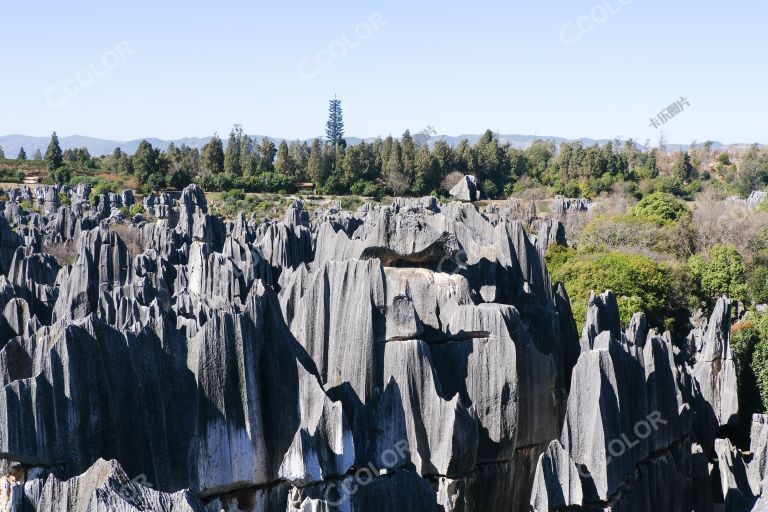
0, 184, 751, 511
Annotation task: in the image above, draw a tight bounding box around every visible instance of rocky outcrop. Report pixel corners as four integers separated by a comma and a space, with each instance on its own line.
530, 440, 582, 511
553, 195, 593, 214
6, 459, 201, 511
448, 175, 478, 202
747, 191, 767, 210
691, 297, 739, 449
0, 184, 756, 511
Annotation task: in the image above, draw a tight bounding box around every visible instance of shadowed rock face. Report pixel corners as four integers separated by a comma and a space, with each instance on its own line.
0, 184, 751, 511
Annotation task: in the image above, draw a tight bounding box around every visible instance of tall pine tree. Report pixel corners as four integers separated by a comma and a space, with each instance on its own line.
385, 142, 409, 196
240, 134, 256, 176
224, 125, 243, 176
307, 138, 327, 185
325, 97, 345, 145
259, 137, 277, 173
201, 133, 225, 174
275, 140, 293, 175
45, 132, 63, 170
325, 97, 345, 174
17, 147, 27, 160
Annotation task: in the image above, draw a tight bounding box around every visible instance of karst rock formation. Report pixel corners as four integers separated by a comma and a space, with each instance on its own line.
0, 183, 760, 511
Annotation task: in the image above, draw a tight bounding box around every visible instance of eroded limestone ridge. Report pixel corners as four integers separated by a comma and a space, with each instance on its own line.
0, 183, 751, 511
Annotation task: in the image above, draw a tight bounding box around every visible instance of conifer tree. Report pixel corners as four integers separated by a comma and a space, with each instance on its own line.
259, 137, 277, 173
224, 125, 243, 176
275, 140, 292, 175
45, 132, 63, 170
201, 133, 225, 174
308, 138, 327, 184
240, 134, 256, 176
325, 97, 346, 173
325, 97, 345, 146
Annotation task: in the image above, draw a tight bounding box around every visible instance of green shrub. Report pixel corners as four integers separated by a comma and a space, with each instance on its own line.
339, 196, 363, 211
350, 179, 384, 199
53, 167, 71, 185
229, 173, 296, 193
222, 189, 246, 202
632, 192, 690, 225
731, 312, 768, 415
689, 244, 747, 303
482, 180, 499, 198
547, 247, 670, 330
748, 314, 768, 412
747, 264, 768, 304
129, 203, 145, 217
0, 167, 25, 183
88, 179, 121, 204
69, 175, 101, 188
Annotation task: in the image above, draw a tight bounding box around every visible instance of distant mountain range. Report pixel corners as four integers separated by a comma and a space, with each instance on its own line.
0, 133, 751, 158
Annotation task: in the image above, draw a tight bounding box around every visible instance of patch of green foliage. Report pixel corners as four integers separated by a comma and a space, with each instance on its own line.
546, 245, 670, 330
88, 179, 122, 204
731, 312, 768, 426
632, 192, 690, 225
0, 165, 25, 183
688, 244, 748, 303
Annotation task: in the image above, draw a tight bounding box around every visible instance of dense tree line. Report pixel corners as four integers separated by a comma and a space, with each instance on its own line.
7, 126, 767, 200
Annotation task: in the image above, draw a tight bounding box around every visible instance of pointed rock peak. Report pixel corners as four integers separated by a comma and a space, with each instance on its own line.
180, 184, 208, 213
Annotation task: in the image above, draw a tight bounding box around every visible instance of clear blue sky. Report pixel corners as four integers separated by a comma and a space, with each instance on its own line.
1, 1, 765, 144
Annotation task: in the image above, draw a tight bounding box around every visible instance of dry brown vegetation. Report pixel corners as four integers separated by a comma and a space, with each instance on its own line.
693, 200, 768, 256
441, 171, 464, 192
42, 240, 77, 266
110, 223, 145, 259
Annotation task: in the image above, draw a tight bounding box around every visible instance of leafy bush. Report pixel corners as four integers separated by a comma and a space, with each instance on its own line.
222, 189, 246, 202
632, 192, 690, 225
578, 211, 696, 261
129, 203, 145, 217
69, 175, 101, 188
19, 200, 36, 212
482, 180, 499, 198
578, 214, 659, 252
688, 244, 747, 303
732, 312, 768, 417
546, 246, 670, 329
350, 180, 383, 200
339, 196, 363, 211
88, 179, 121, 204
53, 166, 71, 185
747, 264, 768, 304
0, 167, 24, 183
